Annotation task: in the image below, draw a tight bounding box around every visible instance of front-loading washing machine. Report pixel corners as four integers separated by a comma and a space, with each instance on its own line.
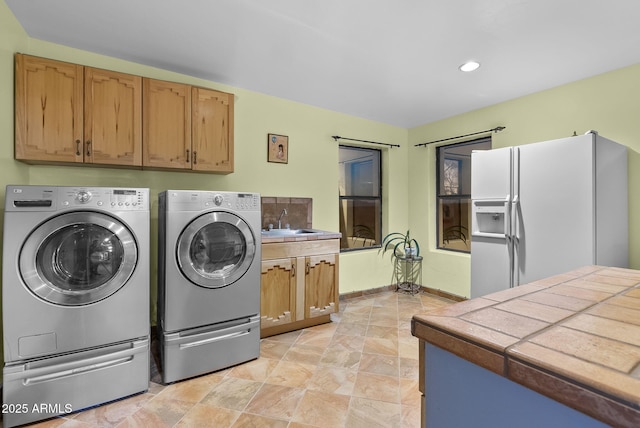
2, 185, 150, 428
157, 190, 261, 383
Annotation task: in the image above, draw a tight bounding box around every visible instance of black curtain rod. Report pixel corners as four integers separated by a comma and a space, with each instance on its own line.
414, 126, 506, 147
332, 136, 400, 148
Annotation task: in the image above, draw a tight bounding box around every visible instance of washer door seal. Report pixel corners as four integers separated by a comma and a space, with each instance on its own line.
176, 211, 256, 288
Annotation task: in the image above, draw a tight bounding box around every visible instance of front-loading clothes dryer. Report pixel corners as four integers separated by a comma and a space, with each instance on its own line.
2, 185, 150, 428
157, 190, 261, 383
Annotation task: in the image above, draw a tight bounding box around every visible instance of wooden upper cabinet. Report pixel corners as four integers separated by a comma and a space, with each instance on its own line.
15, 54, 83, 163
84, 68, 142, 166
15, 54, 234, 173
142, 78, 191, 169
192, 87, 234, 173
15, 54, 142, 166
143, 81, 234, 173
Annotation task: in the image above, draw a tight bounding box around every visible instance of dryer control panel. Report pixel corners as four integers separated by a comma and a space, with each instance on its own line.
206, 192, 260, 211
167, 190, 260, 212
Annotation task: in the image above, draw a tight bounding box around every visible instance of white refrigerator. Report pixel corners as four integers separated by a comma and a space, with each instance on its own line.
470, 132, 628, 298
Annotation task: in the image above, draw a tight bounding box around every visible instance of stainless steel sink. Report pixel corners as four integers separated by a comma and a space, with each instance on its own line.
261, 228, 321, 237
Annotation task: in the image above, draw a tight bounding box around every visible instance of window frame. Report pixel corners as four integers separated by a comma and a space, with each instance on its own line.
436, 137, 491, 253
338, 145, 382, 253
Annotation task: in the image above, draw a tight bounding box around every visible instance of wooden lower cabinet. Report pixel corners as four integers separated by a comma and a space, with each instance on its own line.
305, 253, 339, 318
260, 239, 339, 338
260, 258, 297, 329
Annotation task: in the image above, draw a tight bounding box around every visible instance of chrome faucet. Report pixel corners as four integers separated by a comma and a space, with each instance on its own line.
277, 208, 288, 229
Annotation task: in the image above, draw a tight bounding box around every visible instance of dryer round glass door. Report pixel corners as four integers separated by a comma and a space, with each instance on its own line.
19, 211, 138, 306
177, 211, 256, 288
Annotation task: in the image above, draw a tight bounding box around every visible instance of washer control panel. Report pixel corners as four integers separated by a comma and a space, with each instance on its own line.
234, 193, 260, 211
5, 186, 149, 212
76, 190, 92, 203
213, 194, 224, 206
62, 187, 148, 210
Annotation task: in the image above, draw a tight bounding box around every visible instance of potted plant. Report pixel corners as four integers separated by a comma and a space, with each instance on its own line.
381, 230, 422, 293
380, 230, 420, 261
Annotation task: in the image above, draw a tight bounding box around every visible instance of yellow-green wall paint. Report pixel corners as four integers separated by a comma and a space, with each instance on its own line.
0, 0, 408, 349
409, 65, 640, 297
1, 0, 639, 334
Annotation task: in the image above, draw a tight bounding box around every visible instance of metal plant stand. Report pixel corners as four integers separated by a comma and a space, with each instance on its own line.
394, 255, 423, 295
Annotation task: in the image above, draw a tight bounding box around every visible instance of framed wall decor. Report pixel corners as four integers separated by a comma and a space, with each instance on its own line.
268, 133, 288, 164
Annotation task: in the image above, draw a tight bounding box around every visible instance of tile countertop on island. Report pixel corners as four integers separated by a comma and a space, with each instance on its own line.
412, 265, 640, 428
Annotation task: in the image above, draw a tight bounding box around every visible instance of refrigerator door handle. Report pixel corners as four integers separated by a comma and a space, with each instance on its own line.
506, 232, 514, 289
504, 197, 510, 236
512, 146, 520, 242
506, 198, 513, 289
511, 195, 520, 241
511, 195, 520, 288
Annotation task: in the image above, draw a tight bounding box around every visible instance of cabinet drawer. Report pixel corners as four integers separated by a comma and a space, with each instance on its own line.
262, 239, 339, 260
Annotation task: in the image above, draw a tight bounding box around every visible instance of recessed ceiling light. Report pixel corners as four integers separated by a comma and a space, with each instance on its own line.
459, 61, 480, 72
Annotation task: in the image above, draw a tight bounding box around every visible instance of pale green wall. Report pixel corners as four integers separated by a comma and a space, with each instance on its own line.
0, 0, 409, 347
2, 0, 639, 321
409, 65, 640, 297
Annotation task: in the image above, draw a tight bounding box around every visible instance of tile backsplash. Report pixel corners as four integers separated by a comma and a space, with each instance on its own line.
261, 197, 312, 230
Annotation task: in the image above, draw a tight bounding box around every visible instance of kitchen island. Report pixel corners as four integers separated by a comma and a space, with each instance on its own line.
412, 266, 640, 428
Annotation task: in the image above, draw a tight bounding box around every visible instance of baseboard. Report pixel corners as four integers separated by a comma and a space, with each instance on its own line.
339, 284, 396, 301
339, 284, 465, 302
420, 285, 466, 302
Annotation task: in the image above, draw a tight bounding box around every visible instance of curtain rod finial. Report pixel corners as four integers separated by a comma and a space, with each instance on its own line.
494, 126, 506, 132
332, 136, 341, 141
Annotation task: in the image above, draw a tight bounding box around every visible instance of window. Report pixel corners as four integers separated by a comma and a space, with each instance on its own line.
339, 146, 381, 251
436, 137, 491, 252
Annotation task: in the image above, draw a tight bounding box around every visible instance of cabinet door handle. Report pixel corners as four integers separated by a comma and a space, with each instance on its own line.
86, 140, 91, 157
193, 151, 197, 164
291, 264, 296, 277
75, 140, 81, 156
186, 149, 190, 163
306, 262, 310, 275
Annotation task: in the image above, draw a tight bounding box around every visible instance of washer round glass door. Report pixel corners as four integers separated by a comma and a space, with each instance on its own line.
177, 211, 256, 288
20, 212, 138, 306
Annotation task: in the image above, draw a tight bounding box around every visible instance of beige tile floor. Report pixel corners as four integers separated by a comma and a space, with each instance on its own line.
23, 290, 455, 428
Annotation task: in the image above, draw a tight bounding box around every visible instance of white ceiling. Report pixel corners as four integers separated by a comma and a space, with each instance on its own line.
7, 0, 640, 128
